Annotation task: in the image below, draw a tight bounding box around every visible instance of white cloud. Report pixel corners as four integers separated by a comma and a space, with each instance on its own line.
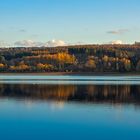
44, 40, 66, 47
14, 40, 66, 47
110, 40, 123, 45
14, 40, 43, 47
107, 29, 129, 35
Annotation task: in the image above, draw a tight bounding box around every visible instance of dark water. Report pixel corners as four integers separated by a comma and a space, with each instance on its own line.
0, 76, 140, 140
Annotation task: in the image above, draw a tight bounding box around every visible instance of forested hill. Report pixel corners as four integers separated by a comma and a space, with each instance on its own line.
1, 44, 140, 73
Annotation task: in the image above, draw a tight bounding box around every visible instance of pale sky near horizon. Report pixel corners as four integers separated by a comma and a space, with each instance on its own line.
0, 0, 140, 45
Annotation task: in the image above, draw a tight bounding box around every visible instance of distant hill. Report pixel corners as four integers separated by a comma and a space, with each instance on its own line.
0, 44, 140, 73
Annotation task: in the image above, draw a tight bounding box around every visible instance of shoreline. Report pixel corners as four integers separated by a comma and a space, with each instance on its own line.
0, 72, 140, 76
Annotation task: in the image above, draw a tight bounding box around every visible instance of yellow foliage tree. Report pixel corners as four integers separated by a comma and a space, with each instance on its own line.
0, 63, 4, 68
85, 59, 96, 69
57, 53, 75, 64
10, 63, 30, 71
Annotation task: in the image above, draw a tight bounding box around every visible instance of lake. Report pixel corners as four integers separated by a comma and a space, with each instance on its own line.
0, 75, 140, 140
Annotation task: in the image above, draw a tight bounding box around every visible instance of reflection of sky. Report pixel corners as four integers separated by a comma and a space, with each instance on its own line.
50, 101, 65, 111
1, 75, 140, 85
0, 99, 140, 140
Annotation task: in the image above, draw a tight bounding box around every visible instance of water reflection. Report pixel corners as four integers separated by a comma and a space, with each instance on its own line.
0, 83, 140, 140
0, 84, 140, 105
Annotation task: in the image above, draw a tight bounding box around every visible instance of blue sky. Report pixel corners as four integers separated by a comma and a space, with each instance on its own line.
0, 0, 140, 44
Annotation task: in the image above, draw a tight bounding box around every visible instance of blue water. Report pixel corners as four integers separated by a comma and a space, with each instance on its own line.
0, 75, 140, 140
0, 100, 140, 140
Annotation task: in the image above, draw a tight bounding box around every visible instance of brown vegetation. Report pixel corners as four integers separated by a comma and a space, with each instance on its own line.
1, 44, 140, 72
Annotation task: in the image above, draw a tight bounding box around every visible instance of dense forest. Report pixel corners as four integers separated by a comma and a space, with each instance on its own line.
1, 43, 140, 73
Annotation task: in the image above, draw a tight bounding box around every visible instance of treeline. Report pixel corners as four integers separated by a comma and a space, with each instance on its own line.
1, 44, 140, 73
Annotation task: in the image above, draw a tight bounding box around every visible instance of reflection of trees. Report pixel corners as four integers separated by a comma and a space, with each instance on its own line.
0, 84, 140, 105
0, 84, 77, 101
85, 85, 132, 103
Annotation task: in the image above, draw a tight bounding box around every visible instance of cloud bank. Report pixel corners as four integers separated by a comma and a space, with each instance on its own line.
14, 40, 66, 47
0, 39, 125, 48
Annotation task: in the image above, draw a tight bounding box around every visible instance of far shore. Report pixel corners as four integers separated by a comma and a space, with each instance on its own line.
0, 72, 140, 76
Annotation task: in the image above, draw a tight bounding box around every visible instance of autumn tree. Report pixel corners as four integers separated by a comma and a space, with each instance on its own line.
10, 61, 30, 72
85, 58, 96, 71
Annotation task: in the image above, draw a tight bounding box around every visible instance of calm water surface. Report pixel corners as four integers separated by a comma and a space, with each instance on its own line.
0, 75, 140, 140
